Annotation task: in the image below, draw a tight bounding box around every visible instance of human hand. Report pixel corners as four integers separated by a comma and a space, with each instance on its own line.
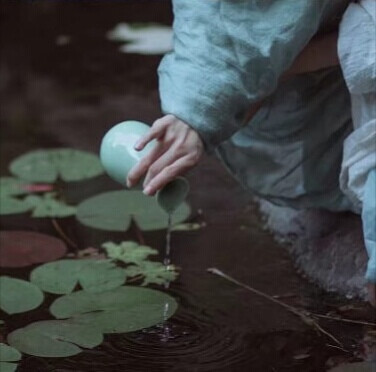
126, 114, 204, 195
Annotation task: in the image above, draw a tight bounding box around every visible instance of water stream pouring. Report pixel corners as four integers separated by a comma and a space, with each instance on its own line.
100, 121, 190, 263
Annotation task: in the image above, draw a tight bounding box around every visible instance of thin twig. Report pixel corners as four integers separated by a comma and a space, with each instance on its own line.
311, 313, 376, 327
207, 267, 343, 347
51, 218, 78, 249
325, 344, 351, 353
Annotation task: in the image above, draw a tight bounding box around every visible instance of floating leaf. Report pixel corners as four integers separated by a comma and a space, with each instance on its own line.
0, 231, 67, 268
0, 362, 18, 372
107, 23, 173, 55
24, 193, 76, 217
30, 259, 126, 294
102, 241, 157, 264
76, 190, 190, 231
137, 262, 178, 286
329, 362, 376, 372
0, 343, 21, 361
7, 320, 103, 357
0, 196, 32, 215
50, 286, 178, 333
0, 343, 21, 372
0, 277, 44, 315
9, 149, 104, 183
0, 177, 29, 197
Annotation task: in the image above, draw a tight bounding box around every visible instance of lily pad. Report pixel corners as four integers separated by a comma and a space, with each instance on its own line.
136, 262, 179, 286
0, 343, 21, 372
102, 241, 157, 264
0, 231, 67, 268
9, 149, 104, 183
0, 196, 32, 215
0, 177, 29, 197
24, 193, 76, 217
0, 277, 44, 315
76, 190, 191, 231
124, 262, 179, 286
30, 259, 126, 294
7, 320, 103, 357
50, 286, 178, 333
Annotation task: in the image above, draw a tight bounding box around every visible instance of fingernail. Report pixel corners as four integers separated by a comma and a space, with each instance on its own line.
134, 141, 142, 150
143, 186, 152, 195
126, 179, 131, 188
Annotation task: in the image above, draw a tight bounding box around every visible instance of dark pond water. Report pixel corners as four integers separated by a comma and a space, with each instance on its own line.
0, 2, 374, 371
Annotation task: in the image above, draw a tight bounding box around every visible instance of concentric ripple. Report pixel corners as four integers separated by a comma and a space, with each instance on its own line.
26, 285, 252, 372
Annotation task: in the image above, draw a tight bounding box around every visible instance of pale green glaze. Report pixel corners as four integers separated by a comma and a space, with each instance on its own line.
100, 121, 189, 213
100, 121, 154, 188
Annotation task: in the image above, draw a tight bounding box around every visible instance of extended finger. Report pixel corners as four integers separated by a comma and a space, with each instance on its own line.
126, 142, 165, 187
143, 155, 195, 196
143, 144, 182, 187
134, 119, 169, 151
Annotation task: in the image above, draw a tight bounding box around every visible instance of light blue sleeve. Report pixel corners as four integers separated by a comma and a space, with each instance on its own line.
158, 0, 336, 151
363, 169, 376, 283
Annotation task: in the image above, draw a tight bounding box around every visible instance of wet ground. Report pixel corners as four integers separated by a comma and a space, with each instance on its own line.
0, 2, 375, 371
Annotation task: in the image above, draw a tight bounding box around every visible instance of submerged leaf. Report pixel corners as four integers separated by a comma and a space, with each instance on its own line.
102, 241, 157, 264
24, 193, 76, 217
0, 277, 44, 315
30, 259, 126, 294
50, 286, 178, 333
0, 343, 21, 372
76, 190, 190, 231
9, 148, 104, 183
7, 320, 103, 357
0, 231, 67, 268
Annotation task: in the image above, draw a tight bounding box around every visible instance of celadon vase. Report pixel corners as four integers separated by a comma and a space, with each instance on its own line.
100, 120, 189, 213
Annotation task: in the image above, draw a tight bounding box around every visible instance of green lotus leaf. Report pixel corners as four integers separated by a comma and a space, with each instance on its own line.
50, 286, 178, 333
0, 277, 44, 315
102, 241, 158, 264
137, 262, 179, 286
0, 177, 29, 197
76, 190, 191, 231
0, 361, 18, 372
0, 343, 21, 372
9, 148, 104, 183
7, 320, 103, 358
0, 343, 21, 361
0, 196, 32, 215
30, 259, 127, 294
123, 262, 179, 286
24, 193, 76, 217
